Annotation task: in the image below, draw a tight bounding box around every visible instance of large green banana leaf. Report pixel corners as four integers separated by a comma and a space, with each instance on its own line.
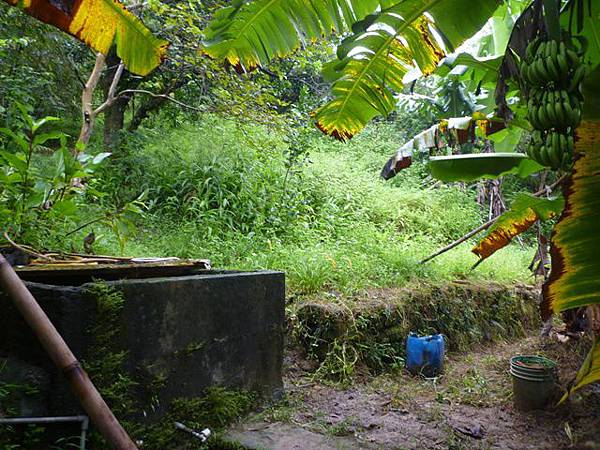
542, 121, 600, 319
203, 0, 396, 72
434, 2, 516, 84
428, 153, 542, 182
313, 0, 502, 140
435, 53, 503, 84
204, 0, 501, 139
3, 0, 167, 76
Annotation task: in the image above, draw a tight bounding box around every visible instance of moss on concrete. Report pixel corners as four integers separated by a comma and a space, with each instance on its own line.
84, 282, 255, 449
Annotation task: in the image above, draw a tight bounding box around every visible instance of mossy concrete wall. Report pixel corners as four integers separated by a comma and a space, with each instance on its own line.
0, 270, 285, 420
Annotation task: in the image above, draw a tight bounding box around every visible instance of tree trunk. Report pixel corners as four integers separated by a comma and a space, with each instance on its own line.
128, 95, 165, 132
103, 96, 129, 149
102, 51, 132, 149
128, 76, 188, 133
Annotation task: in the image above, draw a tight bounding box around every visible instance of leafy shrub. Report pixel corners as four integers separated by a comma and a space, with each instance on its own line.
0, 106, 110, 242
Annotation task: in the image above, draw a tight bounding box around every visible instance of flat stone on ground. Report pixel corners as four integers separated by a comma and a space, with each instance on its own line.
226, 422, 371, 450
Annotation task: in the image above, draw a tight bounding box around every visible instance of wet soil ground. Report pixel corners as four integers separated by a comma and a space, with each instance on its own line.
227, 336, 600, 450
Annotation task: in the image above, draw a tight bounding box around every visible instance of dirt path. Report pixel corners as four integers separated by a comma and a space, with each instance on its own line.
227, 337, 600, 450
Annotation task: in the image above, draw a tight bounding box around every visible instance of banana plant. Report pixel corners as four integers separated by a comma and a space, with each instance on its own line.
2, 0, 167, 76
404, 0, 600, 398
204, 0, 501, 140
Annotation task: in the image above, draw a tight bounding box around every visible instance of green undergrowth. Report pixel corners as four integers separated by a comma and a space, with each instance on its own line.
83, 282, 255, 450
70, 115, 535, 297
292, 281, 540, 384
0, 371, 53, 449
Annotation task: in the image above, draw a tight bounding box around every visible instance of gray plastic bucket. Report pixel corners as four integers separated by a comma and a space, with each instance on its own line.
510, 355, 558, 411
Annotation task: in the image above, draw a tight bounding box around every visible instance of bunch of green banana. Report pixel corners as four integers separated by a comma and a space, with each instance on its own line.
520, 40, 586, 89
526, 130, 574, 170
526, 90, 582, 130
519, 37, 586, 170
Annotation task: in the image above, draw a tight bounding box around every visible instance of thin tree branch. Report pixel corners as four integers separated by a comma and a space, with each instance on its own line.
128, 74, 188, 131
94, 62, 125, 115
420, 218, 497, 265
3, 232, 52, 261
420, 174, 567, 265
117, 89, 203, 112
107, 62, 124, 101
64, 207, 124, 237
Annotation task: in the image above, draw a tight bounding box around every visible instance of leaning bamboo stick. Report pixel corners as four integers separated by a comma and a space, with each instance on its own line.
419, 175, 567, 265
0, 254, 138, 450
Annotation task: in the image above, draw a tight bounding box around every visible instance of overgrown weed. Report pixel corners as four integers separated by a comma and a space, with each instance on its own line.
86, 115, 533, 295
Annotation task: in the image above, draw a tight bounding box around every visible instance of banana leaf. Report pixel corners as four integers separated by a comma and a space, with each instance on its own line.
3, 0, 167, 76
560, 336, 600, 402
428, 153, 543, 182
542, 121, 600, 319
203, 0, 500, 139
203, 0, 395, 72
436, 53, 503, 84
473, 193, 564, 261
314, 0, 500, 140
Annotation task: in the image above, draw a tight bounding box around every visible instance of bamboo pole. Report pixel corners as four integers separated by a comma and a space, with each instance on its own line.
0, 254, 138, 450
419, 175, 567, 265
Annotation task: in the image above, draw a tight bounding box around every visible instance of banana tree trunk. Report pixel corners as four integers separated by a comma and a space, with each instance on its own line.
0, 254, 138, 450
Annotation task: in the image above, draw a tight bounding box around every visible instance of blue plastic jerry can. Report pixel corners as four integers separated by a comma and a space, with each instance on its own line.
406, 333, 445, 377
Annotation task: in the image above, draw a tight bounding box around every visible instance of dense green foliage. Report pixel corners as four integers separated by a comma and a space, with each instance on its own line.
80, 115, 531, 294
0, 0, 536, 296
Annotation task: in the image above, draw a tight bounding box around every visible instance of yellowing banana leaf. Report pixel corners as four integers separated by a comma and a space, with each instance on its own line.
542, 121, 600, 319
313, 0, 501, 140
428, 153, 543, 182
560, 336, 600, 402
472, 193, 564, 261
3, 0, 167, 76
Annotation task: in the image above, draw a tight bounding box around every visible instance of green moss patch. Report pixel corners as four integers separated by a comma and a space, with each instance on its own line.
83, 282, 255, 450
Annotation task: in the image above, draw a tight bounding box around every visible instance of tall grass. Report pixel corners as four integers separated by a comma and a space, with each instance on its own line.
92, 115, 534, 295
